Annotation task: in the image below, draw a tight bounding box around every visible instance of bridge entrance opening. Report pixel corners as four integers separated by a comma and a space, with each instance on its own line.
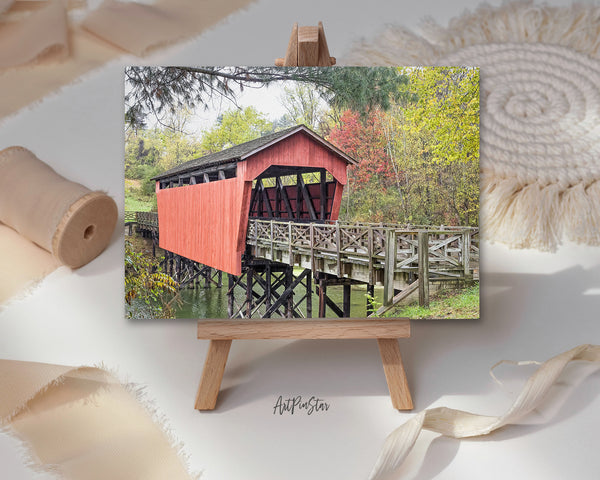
249, 166, 336, 222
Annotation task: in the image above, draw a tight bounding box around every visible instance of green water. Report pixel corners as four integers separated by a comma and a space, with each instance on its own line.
173, 281, 385, 319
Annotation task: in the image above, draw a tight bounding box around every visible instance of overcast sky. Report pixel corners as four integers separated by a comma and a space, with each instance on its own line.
188, 81, 290, 133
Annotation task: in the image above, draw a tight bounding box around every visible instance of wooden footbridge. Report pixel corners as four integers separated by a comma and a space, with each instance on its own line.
126, 211, 478, 318
128, 124, 478, 318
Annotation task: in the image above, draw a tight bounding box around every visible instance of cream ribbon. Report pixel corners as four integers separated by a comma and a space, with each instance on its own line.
0, 359, 197, 480
369, 344, 600, 479
0, 0, 256, 119
0, 146, 117, 305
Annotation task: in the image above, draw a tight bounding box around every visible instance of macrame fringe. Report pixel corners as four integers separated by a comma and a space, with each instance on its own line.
343, 1, 600, 251
482, 177, 600, 251
344, 0, 600, 66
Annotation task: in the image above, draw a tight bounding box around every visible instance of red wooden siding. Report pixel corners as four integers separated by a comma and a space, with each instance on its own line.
157, 178, 250, 275
238, 131, 348, 184
157, 130, 350, 275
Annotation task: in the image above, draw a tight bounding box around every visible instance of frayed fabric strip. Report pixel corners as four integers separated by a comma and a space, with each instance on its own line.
368, 344, 600, 480
0, 360, 199, 480
0, 0, 256, 120
342, 1, 600, 251
0, 1, 69, 69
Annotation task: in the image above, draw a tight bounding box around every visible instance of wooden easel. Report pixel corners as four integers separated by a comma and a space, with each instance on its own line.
195, 319, 413, 410
194, 24, 413, 412
275, 21, 336, 67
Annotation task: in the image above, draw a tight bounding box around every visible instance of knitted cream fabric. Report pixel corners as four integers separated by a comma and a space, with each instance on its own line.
0, 360, 197, 480
0, 0, 256, 120
368, 344, 600, 479
343, 1, 600, 251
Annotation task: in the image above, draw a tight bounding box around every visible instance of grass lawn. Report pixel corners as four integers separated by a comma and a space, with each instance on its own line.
386, 282, 479, 319
125, 195, 154, 212
125, 178, 155, 212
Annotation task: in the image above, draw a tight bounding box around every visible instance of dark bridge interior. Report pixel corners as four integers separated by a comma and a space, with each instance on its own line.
249, 166, 337, 221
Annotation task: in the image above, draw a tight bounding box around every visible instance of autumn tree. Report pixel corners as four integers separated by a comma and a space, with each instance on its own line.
396, 67, 480, 225
328, 110, 404, 222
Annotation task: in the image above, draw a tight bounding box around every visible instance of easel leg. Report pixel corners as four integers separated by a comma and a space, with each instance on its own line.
195, 339, 232, 410
377, 338, 413, 410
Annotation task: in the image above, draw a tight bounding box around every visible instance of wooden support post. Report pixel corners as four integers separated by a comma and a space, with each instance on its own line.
285, 266, 293, 318
263, 269, 308, 318
175, 255, 181, 284
274, 178, 281, 218
261, 184, 274, 218
265, 263, 272, 315
217, 271, 222, 288
246, 267, 254, 317
278, 177, 294, 218
270, 221, 274, 259
306, 273, 312, 318
257, 180, 264, 218
310, 223, 315, 273
383, 230, 397, 307
462, 230, 471, 278
343, 283, 351, 317
377, 339, 413, 410
418, 231, 429, 307
368, 227, 374, 285
205, 267, 211, 288
298, 174, 317, 220
249, 184, 258, 217
367, 283, 375, 316
296, 174, 302, 220
227, 274, 235, 318
288, 222, 293, 265
335, 222, 341, 277
194, 339, 232, 410
320, 169, 327, 220
318, 276, 327, 318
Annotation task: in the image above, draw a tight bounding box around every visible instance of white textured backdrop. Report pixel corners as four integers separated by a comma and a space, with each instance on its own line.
1, 1, 599, 479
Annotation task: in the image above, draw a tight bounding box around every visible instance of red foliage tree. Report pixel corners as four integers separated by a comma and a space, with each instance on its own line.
327, 110, 397, 190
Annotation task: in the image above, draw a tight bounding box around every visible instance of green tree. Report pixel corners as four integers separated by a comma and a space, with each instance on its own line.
125, 66, 409, 130
200, 107, 273, 153
277, 83, 327, 132
397, 67, 480, 225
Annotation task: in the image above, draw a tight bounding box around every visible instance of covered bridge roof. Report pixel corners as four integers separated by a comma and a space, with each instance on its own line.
152, 124, 357, 181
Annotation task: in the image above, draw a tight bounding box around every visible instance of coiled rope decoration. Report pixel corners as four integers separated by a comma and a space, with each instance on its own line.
343, 1, 600, 251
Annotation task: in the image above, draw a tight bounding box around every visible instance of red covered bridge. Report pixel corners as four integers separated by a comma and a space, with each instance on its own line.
154, 124, 356, 276
144, 124, 478, 318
